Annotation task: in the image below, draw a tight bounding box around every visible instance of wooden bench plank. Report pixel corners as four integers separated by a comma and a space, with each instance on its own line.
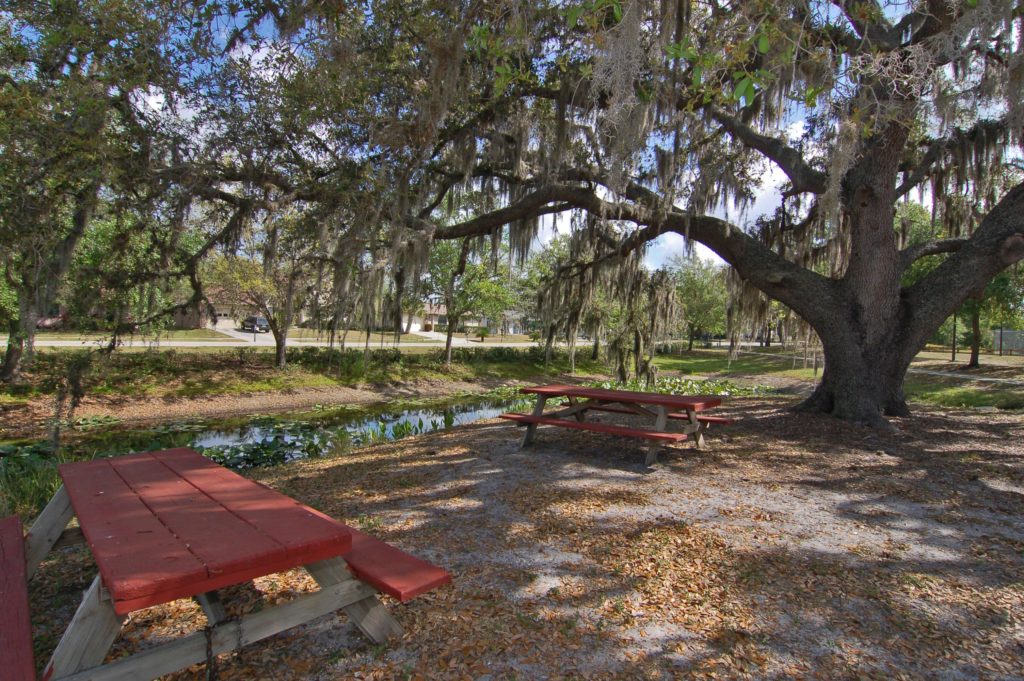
0, 516, 35, 681
587, 405, 730, 423
693, 414, 735, 425
500, 413, 688, 442
341, 527, 452, 602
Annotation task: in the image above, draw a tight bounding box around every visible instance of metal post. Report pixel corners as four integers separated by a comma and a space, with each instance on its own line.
951, 314, 957, 363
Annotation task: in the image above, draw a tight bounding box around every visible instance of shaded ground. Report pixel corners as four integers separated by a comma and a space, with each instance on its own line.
29, 398, 1024, 679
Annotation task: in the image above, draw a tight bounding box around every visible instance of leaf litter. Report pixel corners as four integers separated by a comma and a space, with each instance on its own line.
27, 397, 1024, 679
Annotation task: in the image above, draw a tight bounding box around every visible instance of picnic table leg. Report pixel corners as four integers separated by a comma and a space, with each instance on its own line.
688, 411, 708, 449
195, 591, 228, 624
25, 485, 75, 579
567, 396, 586, 422
45, 575, 126, 679
306, 557, 403, 643
644, 406, 669, 466
521, 395, 548, 448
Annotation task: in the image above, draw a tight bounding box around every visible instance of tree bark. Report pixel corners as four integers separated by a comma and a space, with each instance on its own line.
687, 325, 695, 352
0, 320, 25, 382
444, 316, 458, 367
543, 323, 556, 368
590, 335, 600, 361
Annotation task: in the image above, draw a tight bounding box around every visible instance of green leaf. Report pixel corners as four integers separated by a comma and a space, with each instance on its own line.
566, 4, 586, 29
733, 76, 752, 102
612, 0, 622, 22
965, 0, 978, 6
757, 34, 770, 54
691, 66, 703, 85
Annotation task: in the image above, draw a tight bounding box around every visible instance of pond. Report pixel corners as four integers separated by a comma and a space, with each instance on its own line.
189, 397, 530, 468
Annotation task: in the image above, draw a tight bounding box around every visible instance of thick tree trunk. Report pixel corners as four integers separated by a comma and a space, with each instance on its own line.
543, 323, 556, 367
687, 325, 695, 352
0, 320, 25, 382
590, 335, 600, 361
404, 314, 414, 335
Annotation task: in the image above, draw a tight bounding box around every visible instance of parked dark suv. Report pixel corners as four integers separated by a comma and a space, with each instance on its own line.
241, 315, 270, 333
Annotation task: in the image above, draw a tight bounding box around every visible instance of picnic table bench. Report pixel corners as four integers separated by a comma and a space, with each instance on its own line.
500, 384, 731, 465
2, 447, 451, 681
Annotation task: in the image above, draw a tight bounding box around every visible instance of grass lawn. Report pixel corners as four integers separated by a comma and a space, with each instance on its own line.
655, 347, 1023, 411
30, 328, 235, 342
286, 328, 438, 343
653, 348, 820, 382
904, 375, 1024, 409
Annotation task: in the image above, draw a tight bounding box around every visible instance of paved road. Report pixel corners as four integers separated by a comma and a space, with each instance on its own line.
23, 329, 532, 350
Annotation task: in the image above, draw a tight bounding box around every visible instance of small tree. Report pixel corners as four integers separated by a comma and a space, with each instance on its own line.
205, 213, 312, 368
671, 254, 727, 351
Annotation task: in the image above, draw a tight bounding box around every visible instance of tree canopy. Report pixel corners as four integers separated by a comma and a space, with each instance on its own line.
3, 0, 1024, 426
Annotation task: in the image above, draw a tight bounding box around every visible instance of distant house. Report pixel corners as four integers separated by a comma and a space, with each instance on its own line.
172, 290, 245, 329
404, 302, 523, 335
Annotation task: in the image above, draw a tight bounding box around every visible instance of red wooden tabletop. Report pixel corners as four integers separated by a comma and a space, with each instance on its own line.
59, 448, 352, 615
520, 384, 722, 411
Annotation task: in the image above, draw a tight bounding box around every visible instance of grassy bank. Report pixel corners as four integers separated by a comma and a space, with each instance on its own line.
653, 348, 1024, 411
1, 345, 605, 402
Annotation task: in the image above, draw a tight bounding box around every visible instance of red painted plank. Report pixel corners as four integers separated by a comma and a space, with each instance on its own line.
341, 527, 451, 602
0, 516, 35, 681
108, 453, 283, 583
520, 385, 722, 411
500, 413, 688, 442
155, 448, 351, 557
59, 458, 209, 606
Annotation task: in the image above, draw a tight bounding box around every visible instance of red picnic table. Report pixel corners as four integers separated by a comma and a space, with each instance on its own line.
7, 447, 451, 681
500, 384, 731, 465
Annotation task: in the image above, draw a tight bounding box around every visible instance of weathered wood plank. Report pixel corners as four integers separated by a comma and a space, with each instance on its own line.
154, 448, 351, 556
307, 557, 403, 643
25, 484, 74, 579
109, 452, 282, 576
59, 459, 209, 610
54, 579, 378, 681
45, 576, 126, 680
500, 414, 688, 442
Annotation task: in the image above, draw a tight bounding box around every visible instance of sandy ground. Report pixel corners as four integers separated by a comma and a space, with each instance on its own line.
28, 397, 1024, 680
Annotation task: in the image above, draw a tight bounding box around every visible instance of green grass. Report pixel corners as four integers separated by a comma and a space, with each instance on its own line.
904, 377, 1024, 410
1, 346, 604, 402
652, 349, 819, 381
287, 329, 438, 343
30, 328, 235, 341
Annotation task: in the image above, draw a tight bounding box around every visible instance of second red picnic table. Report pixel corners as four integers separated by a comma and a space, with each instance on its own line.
500, 384, 730, 465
